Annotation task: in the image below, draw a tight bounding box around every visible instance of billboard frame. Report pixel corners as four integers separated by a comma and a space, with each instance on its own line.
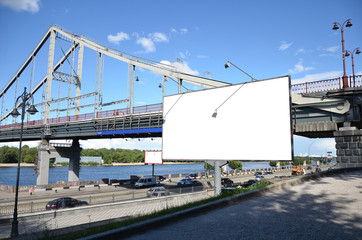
161, 75, 294, 162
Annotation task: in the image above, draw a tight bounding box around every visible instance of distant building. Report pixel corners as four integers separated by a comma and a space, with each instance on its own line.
55, 156, 104, 164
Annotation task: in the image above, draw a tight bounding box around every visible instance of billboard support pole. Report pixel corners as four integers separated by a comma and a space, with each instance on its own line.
206, 160, 226, 196
152, 164, 155, 176
214, 161, 222, 196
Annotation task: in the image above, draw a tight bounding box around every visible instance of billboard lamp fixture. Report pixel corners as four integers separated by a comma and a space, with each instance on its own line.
224, 61, 256, 82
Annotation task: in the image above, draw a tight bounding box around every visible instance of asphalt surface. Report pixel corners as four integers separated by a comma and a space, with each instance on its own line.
122, 170, 362, 240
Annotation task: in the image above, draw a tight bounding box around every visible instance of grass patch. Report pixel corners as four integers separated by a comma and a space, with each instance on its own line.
39, 181, 272, 240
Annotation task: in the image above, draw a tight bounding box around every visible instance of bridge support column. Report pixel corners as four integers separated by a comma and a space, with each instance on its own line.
334, 125, 362, 168
36, 139, 51, 185
68, 139, 81, 182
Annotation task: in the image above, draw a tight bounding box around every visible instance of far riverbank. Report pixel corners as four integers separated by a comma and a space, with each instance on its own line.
0, 161, 200, 167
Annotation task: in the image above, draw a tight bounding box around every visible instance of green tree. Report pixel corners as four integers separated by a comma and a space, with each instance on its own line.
269, 161, 290, 167
204, 162, 214, 171
228, 161, 243, 170
0, 146, 18, 163
23, 155, 34, 163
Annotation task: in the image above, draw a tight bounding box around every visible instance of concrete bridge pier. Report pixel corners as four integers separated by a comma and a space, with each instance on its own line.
36, 139, 51, 185
334, 124, 362, 168
36, 138, 82, 185
68, 139, 81, 182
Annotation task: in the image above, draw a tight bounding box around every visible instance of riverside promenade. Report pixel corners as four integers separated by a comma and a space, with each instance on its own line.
84, 169, 362, 240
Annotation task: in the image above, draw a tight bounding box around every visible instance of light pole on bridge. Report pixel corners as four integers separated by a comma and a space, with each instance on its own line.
9, 87, 38, 237
332, 19, 353, 88
345, 48, 361, 87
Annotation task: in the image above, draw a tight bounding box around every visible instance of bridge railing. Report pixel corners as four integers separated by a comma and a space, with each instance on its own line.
291, 75, 362, 94
2, 75, 362, 130
0, 103, 163, 130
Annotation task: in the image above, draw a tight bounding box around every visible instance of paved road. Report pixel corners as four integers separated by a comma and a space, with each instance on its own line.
125, 170, 362, 240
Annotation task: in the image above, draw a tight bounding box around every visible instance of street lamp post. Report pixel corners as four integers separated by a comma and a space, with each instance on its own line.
308, 141, 316, 164
9, 87, 38, 237
224, 61, 256, 82
332, 19, 352, 88
345, 48, 361, 87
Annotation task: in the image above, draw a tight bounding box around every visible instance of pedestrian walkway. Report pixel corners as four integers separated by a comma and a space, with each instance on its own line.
122, 170, 362, 240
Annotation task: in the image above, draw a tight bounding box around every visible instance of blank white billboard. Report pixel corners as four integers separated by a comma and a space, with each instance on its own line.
145, 150, 163, 164
162, 75, 293, 161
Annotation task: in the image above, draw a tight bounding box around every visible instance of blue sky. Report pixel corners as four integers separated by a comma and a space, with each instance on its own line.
0, 0, 361, 156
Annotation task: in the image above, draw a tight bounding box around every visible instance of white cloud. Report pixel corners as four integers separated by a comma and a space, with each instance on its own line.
197, 55, 208, 59
292, 71, 342, 84
160, 60, 199, 75
325, 46, 339, 52
279, 41, 293, 51
295, 48, 305, 55
179, 50, 190, 59
136, 37, 156, 53
0, 0, 41, 13
171, 28, 177, 33
288, 59, 314, 74
314, 139, 335, 151
180, 28, 188, 34
107, 32, 130, 44
149, 32, 168, 43
135, 32, 168, 53
132, 32, 140, 38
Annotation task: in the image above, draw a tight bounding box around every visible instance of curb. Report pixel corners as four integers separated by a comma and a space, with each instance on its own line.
79, 167, 362, 240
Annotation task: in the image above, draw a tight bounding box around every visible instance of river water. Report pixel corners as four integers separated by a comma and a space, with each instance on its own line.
0, 162, 272, 186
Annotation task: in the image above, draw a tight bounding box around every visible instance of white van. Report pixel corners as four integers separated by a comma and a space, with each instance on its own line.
135, 176, 157, 188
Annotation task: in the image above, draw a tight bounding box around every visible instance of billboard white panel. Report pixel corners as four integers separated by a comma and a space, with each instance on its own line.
162, 76, 293, 161
145, 150, 163, 164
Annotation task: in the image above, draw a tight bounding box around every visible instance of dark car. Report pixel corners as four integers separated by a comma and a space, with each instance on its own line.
187, 173, 198, 179
307, 166, 312, 170
46, 197, 88, 210
264, 171, 273, 175
254, 172, 263, 176
155, 175, 166, 181
221, 178, 234, 187
242, 179, 257, 188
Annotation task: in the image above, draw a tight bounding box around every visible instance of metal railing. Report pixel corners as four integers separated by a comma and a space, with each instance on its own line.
0, 185, 204, 216
291, 75, 362, 94
2, 75, 362, 130
0, 103, 163, 130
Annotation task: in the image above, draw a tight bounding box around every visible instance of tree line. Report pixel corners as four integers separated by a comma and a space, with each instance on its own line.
0, 145, 333, 166
0, 145, 144, 164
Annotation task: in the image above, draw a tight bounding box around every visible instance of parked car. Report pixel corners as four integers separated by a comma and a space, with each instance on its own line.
221, 178, 234, 187
187, 173, 198, 179
155, 175, 166, 181
46, 197, 88, 210
255, 175, 265, 181
254, 171, 263, 176
242, 179, 257, 188
307, 166, 312, 170
146, 187, 170, 197
264, 171, 273, 175
135, 176, 157, 188
177, 178, 202, 187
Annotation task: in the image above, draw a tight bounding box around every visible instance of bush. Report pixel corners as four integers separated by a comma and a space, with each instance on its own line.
228, 161, 242, 170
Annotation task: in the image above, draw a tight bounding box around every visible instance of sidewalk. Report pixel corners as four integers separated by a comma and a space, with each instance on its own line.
86, 169, 362, 240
